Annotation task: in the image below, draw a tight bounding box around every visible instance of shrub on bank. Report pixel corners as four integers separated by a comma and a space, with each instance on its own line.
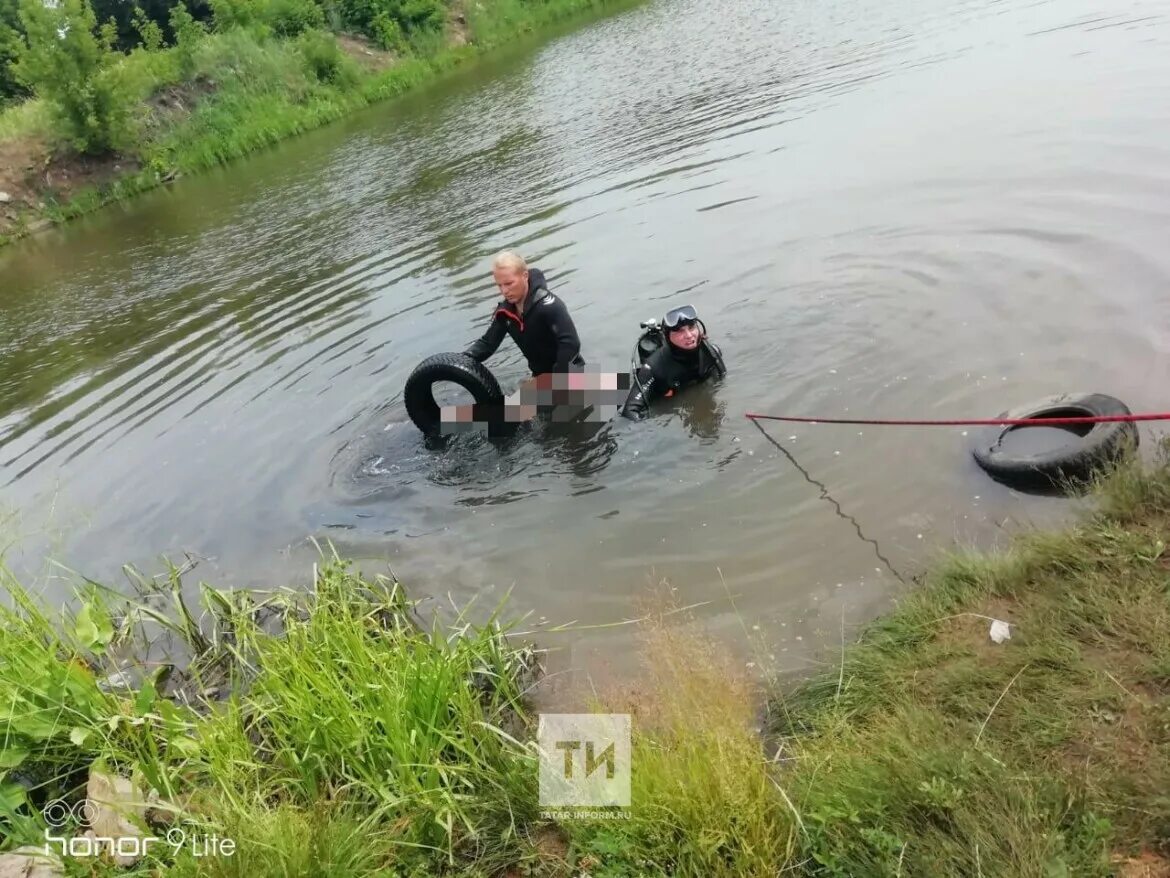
337, 0, 446, 48
14, 0, 136, 154
0, 0, 30, 106
296, 28, 358, 84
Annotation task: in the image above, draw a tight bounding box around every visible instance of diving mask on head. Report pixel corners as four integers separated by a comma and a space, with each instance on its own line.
662, 304, 699, 330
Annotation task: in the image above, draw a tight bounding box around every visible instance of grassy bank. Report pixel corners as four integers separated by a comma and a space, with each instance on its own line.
0, 0, 640, 247
562, 441, 1170, 876
2, 449, 1169, 875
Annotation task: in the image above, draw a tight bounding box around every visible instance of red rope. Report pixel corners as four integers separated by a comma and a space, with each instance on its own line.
744, 412, 1170, 427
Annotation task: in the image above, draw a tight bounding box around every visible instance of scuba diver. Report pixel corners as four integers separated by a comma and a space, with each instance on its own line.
464, 250, 585, 377
620, 304, 727, 420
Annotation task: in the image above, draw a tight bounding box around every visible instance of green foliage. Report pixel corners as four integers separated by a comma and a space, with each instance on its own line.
169, 2, 205, 78
0, 574, 215, 850
206, 0, 268, 33
221, 561, 538, 854
87, 0, 204, 51
0, 0, 30, 105
15, 0, 135, 154
132, 4, 164, 50
0, 555, 541, 871
337, 0, 445, 49
370, 8, 405, 52
296, 28, 355, 84
266, 0, 323, 37
571, 623, 796, 877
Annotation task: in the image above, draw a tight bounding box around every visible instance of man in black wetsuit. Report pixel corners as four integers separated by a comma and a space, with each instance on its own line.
464, 250, 585, 376
621, 304, 727, 420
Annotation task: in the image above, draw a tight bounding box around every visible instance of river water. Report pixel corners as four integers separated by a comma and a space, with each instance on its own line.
2, 0, 1170, 676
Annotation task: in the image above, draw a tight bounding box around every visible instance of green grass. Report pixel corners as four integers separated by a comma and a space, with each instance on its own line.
568, 615, 797, 877
555, 446, 1170, 877
759, 445, 1170, 877
3, 445, 1170, 875
0, 97, 52, 143
0, 554, 543, 874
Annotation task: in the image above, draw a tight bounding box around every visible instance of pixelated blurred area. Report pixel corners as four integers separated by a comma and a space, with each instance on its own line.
439, 371, 632, 435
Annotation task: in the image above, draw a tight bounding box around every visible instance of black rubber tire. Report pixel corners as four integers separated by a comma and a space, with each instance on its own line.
972, 392, 1138, 491
403, 352, 505, 436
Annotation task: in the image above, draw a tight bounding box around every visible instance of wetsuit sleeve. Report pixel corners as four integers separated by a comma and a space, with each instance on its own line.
546, 298, 582, 372
620, 364, 658, 420
465, 313, 507, 363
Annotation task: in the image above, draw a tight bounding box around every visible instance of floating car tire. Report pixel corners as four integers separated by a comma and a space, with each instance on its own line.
403, 352, 505, 436
971, 392, 1138, 490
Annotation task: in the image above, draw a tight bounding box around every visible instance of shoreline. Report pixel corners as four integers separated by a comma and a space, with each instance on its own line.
1, 446, 1168, 874
0, 0, 644, 249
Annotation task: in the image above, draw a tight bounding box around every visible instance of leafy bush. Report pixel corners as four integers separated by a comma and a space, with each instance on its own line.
169, 2, 206, 78
0, 0, 29, 106
266, 0, 324, 37
296, 28, 353, 84
337, 0, 445, 49
88, 0, 164, 51
394, 0, 444, 33
133, 5, 165, 50
207, 0, 269, 33
369, 8, 405, 52
15, 0, 135, 154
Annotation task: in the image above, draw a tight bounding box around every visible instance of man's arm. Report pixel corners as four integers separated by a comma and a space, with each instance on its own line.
620, 364, 658, 420
544, 298, 582, 373
465, 313, 507, 363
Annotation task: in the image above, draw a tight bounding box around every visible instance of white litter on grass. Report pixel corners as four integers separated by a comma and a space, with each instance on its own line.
989, 619, 1012, 644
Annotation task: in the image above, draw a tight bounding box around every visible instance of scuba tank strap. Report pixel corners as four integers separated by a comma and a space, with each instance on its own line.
702, 338, 727, 378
